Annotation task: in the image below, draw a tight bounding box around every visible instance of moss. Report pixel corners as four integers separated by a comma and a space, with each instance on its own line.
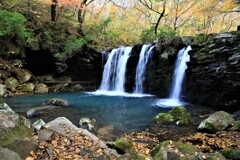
232, 121, 240, 131
152, 107, 191, 125
220, 150, 240, 159
114, 138, 134, 153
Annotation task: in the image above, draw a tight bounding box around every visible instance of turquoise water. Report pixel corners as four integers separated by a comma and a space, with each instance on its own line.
3, 92, 170, 135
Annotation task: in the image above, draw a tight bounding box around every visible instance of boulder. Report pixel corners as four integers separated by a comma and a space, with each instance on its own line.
193, 152, 226, 160
20, 83, 35, 92
220, 150, 240, 160
0, 84, 6, 97
231, 121, 240, 131
198, 111, 235, 133
34, 83, 48, 94
4, 140, 38, 159
0, 103, 32, 146
12, 69, 32, 84
32, 119, 45, 132
41, 98, 69, 106
152, 140, 199, 160
114, 138, 134, 154
97, 124, 114, 139
79, 117, 95, 131
153, 106, 191, 125
26, 109, 39, 118
0, 147, 22, 160
5, 77, 19, 92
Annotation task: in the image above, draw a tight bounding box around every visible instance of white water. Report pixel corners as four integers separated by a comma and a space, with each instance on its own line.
157, 46, 192, 107
99, 46, 132, 93
134, 44, 155, 94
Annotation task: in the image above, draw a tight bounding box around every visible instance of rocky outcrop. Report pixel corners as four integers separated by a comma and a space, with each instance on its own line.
34, 83, 49, 94
186, 32, 240, 111
0, 147, 22, 160
41, 98, 69, 106
0, 84, 6, 97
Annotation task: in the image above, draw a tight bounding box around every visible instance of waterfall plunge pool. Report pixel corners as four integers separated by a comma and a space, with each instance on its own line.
3, 91, 176, 136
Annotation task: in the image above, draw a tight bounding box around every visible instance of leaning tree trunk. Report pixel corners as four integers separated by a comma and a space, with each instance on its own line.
77, 9, 85, 37
51, 0, 57, 21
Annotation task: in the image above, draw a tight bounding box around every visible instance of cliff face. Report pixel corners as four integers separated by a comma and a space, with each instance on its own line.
186, 33, 240, 111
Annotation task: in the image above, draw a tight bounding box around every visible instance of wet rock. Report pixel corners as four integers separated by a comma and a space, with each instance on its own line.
114, 138, 134, 154
32, 119, 45, 132
5, 77, 19, 92
4, 140, 38, 159
20, 83, 35, 92
38, 129, 52, 141
153, 106, 191, 125
152, 140, 199, 160
34, 83, 48, 94
198, 111, 234, 133
56, 76, 71, 82
0, 84, 6, 97
26, 109, 39, 118
0, 147, 22, 160
220, 149, 240, 160
79, 117, 95, 131
42, 98, 69, 106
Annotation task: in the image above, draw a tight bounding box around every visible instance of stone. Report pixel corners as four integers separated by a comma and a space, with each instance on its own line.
79, 117, 95, 131
21, 83, 35, 92
0, 84, 6, 97
38, 129, 52, 142
0, 147, 22, 160
4, 140, 38, 159
32, 119, 45, 132
153, 106, 191, 125
5, 77, 19, 92
192, 152, 226, 160
14, 69, 32, 84
114, 138, 134, 154
198, 111, 235, 133
56, 76, 72, 82
152, 140, 199, 160
26, 109, 39, 118
220, 150, 240, 160
0, 103, 15, 114
34, 83, 48, 94
231, 121, 240, 131
41, 98, 69, 106
97, 125, 114, 138
0, 111, 32, 146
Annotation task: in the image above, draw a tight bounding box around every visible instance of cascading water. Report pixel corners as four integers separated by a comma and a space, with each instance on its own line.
134, 44, 155, 94
170, 46, 192, 99
157, 46, 192, 107
99, 46, 132, 93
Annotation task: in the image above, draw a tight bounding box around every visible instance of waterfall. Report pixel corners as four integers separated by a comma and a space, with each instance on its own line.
134, 44, 155, 94
169, 46, 191, 99
156, 46, 191, 107
99, 46, 132, 92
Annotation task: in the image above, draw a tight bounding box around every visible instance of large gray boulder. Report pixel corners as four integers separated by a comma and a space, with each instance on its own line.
13, 69, 32, 84
198, 111, 235, 133
0, 103, 32, 146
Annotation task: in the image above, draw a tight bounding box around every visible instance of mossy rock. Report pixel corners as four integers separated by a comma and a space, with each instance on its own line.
21, 83, 35, 92
14, 69, 32, 84
198, 111, 234, 133
5, 77, 19, 92
42, 98, 69, 106
117, 152, 146, 160
34, 83, 48, 94
153, 106, 191, 125
0, 84, 6, 97
220, 150, 240, 160
231, 121, 240, 131
153, 140, 199, 160
0, 113, 32, 146
114, 138, 134, 154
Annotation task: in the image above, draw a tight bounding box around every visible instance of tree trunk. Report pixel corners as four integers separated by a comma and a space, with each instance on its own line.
51, 0, 57, 21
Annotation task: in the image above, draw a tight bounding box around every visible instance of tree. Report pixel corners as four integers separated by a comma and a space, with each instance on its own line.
51, 0, 57, 21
